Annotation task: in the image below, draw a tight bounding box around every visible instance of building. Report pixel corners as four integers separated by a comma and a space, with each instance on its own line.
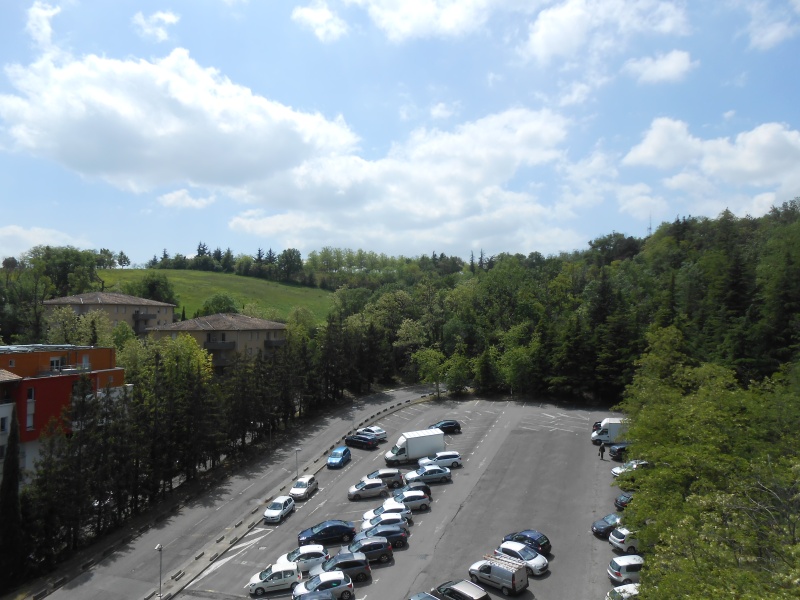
0, 344, 127, 481
43, 291, 176, 336
147, 313, 287, 371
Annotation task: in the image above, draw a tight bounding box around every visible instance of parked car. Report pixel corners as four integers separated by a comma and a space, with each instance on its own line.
364, 468, 404, 489
606, 583, 640, 600
614, 490, 635, 511
344, 434, 379, 450
429, 420, 462, 434
263, 495, 295, 524
246, 562, 302, 596
362, 499, 413, 524
290, 475, 319, 500
429, 579, 489, 600
502, 530, 552, 555
494, 540, 549, 576
418, 451, 462, 469
343, 536, 393, 563
361, 512, 410, 532
608, 555, 644, 585
292, 571, 354, 600
276, 544, 330, 573
591, 513, 621, 538
409, 594, 438, 600
611, 460, 649, 478
609, 527, 639, 554
348, 478, 389, 501
392, 489, 431, 511
295, 591, 336, 600
354, 523, 409, 548
309, 552, 371, 583
609, 442, 632, 461
356, 426, 387, 441
404, 465, 452, 484
396, 481, 433, 498
468, 554, 529, 595
327, 447, 352, 469
298, 520, 357, 546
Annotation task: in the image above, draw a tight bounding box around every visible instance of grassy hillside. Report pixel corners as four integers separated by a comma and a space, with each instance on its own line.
99, 269, 333, 324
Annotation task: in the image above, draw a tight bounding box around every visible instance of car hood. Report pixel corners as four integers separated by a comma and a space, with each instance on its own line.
264, 507, 284, 517
249, 571, 266, 585
593, 518, 615, 530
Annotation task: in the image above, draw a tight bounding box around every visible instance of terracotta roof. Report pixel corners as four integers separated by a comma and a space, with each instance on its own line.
44, 292, 175, 307
0, 368, 22, 383
147, 313, 286, 332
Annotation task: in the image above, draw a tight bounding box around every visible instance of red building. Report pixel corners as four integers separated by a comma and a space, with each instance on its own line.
0, 344, 126, 481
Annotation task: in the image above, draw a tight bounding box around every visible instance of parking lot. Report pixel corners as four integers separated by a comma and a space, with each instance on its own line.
179, 398, 619, 600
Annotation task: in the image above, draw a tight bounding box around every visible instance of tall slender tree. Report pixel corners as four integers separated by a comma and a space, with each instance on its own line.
0, 405, 26, 587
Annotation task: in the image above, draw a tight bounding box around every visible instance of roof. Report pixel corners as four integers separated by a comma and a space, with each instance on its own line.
0, 344, 100, 355
147, 313, 286, 332
0, 369, 22, 383
44, 291, 175, 307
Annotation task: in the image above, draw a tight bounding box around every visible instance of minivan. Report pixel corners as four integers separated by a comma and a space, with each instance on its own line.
607, 555, 644, 585
609, 527, 639, 554
468, 554, 529, 596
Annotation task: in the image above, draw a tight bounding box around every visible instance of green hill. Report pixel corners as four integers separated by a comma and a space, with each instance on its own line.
100, 269, 333, 324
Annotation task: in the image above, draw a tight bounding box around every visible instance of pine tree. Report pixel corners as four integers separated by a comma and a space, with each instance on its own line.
0, 405, 27, 587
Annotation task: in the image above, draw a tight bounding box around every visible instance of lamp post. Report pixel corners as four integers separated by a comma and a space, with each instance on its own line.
295, 447, 301, 479
155, 543, 163, 598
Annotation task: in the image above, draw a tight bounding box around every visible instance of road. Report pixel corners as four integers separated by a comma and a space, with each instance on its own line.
177, 397, 622, 600
40, 385, 434, 600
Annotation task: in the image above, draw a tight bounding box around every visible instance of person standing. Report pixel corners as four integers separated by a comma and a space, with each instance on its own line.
599, 443, 605, 460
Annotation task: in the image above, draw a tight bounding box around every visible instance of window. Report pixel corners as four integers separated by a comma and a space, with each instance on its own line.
0, 445, 4, 460
0, 416, 7, 432
50, 357, 63, 371
8, 359, 14, 368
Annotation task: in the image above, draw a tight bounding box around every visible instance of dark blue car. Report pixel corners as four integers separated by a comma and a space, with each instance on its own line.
503, 529, 552, 555
298, 520, 357, 546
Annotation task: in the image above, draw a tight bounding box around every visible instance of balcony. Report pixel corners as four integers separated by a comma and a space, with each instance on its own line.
132, 312, 156, 321
36, 363, 92, 377
204, 341, 236, 351
264, 339, 286, 349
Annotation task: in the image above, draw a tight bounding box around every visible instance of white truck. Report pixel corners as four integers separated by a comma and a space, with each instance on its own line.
591, 417, 627, 445
384, 429, 445, 466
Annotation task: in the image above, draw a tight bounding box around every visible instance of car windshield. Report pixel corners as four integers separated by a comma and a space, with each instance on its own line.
608, 590, 626, 600
603, 514, 618, 524
268, 501, 283, 510
286, 548, 302, 561
354, 481, 368, 490
331, 450, 343, 458
259, 566, 274, 580
294, 480, 307, 488
367, 470, 381, 478
424, 454, 436, 460
349, 540, 364, 551
415, 467, 426, 474
305, 575, 322, 591
311, 523, 328, 533
515, 546, 538, 560
373, 506, 386, 516
320, 557, 337, 571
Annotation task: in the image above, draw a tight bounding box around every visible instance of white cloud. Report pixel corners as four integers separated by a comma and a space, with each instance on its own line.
559, 81, 592, 106
292, 1, 349, 42
0, 225, 90, 259
430, 101, 458, 119
26, 1, 61, 50
157, 189, 215, 209
343, 0, 495, 42
623, 118, 703, 169
623, 49, 698, 83
132, 11, 180, 43
743, 0, 800, 50
723, 109, 736, 120
518, 0, 689, 65
615, 182, 668, 220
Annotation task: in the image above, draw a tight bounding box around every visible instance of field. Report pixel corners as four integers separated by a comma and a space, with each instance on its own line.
99, 269, 334, 324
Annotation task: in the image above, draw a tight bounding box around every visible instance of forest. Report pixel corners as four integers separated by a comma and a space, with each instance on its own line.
1, 200, 800, 598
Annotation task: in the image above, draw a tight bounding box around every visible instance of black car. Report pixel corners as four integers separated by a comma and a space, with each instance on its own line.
396, 481, 432, 499
609, 442, 632, 461
429, 420, 461, 434
591, 513, 621, 538
354, 523, 409, 548
298, 520, 357, 546
614, 491, 634, 511
345, 434, 379, 450
343, 537, 394, 563
503, 530, 552, 555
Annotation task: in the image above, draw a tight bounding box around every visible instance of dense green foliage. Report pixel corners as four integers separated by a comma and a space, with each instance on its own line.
2, 201, 800, 595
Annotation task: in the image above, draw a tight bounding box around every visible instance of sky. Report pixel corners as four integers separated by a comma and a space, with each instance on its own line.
1, 1, 799, 267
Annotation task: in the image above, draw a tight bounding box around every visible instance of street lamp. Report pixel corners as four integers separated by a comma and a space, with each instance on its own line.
155, 543, 163, 598
295, 447, 301, 479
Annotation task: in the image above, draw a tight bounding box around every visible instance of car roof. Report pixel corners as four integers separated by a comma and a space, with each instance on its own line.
295, 475, 315, 483
613, 555, 644, 565
331, 551, 367, 562
332, 446, 348, 452
499, 540, 528, 552
450, 580, 485, 593
316, 570, 349, 582
297, 544, 326, 552
272, 495, 292, 502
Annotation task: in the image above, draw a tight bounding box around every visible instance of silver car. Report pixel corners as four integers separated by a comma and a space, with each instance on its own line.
360, 512, 411, 532
392, 489, 431, 511
362, 499, 413, 523
348, 478, 389, 501
356, 426, 387, 441
403, 465, 452, 484
290, 475, 319, 500
418, 451, 462, 469
363, 468, 404, 489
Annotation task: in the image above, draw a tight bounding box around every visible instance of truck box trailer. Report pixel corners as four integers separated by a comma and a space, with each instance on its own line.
591, 417, 627, 445
384, 429, 445, 466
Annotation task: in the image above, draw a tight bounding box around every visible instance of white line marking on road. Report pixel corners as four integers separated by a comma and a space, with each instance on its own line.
240, 482, 255, 494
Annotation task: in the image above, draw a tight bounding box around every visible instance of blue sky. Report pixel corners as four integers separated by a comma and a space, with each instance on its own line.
1, 1, 799, 266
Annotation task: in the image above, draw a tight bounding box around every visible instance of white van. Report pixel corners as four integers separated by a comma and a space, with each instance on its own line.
468, 554, 529, 595
609, 527, 639, 554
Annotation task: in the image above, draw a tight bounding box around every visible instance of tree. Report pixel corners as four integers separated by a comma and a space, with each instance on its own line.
199, 293, 238, 316
278, 248, 303, 282
115, 251, 130, 268
412, 347, 445, 398
0, 405, 26, 587
121, 272, 178, 305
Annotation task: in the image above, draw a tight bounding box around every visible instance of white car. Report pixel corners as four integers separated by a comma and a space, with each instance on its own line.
263, 495, 295, 523
392, 489, 431, 511
403, 465, 452, 484
494, 540, 549, 576
362, 499, 413, 523
609, 527, 639, 554
289, 475, 318, 500
246, 562, 302, 596
418, 450, 462, 469
292, 571, 355, 599
360, 512, 411, 532
606, 583, 639, 600
275, 544, 330, 572
611, 460, 649, 478
356, 426, 387, 441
